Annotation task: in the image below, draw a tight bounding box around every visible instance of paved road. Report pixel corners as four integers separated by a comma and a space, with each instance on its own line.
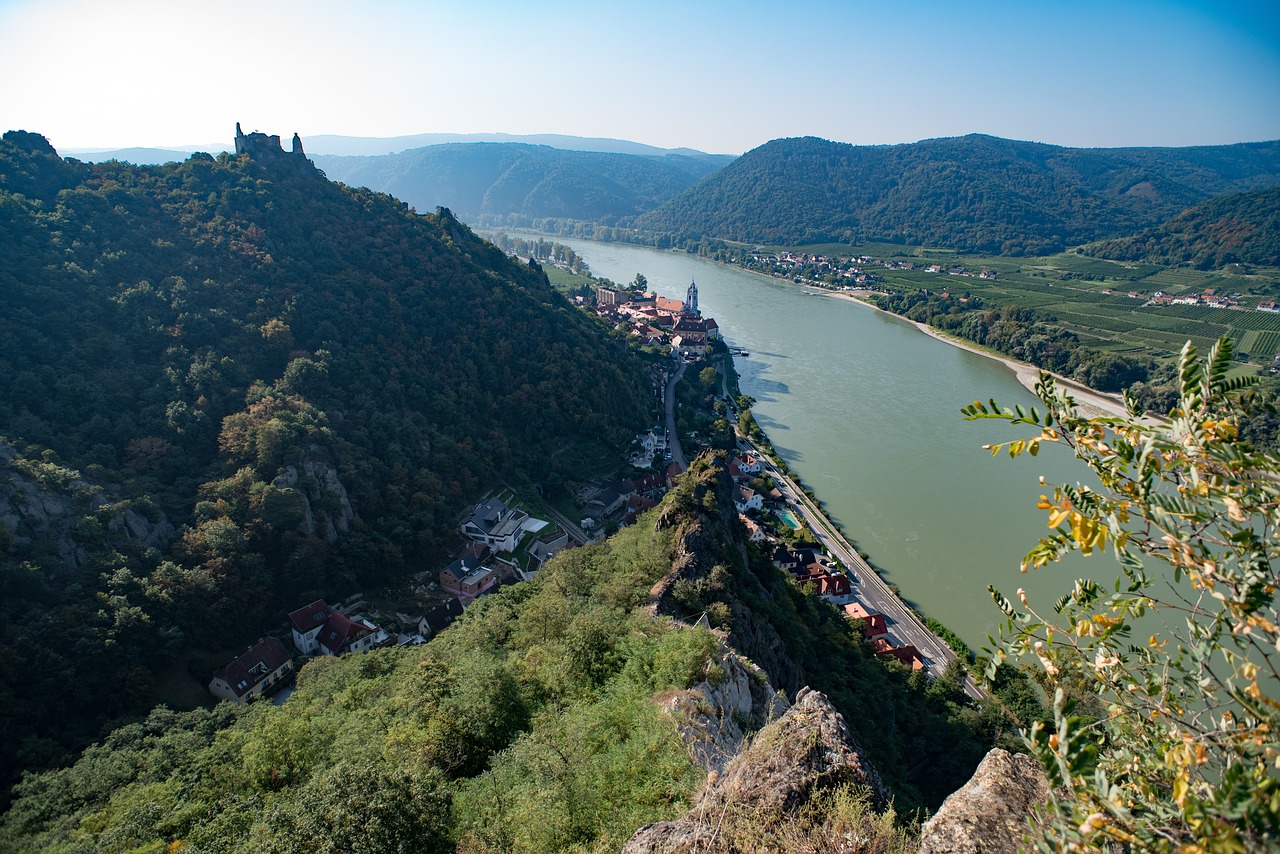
741, 436, 984, 701
540, 502, 594, 546
665, 360, 689, 471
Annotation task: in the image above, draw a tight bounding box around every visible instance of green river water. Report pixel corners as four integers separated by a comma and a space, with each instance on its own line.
543, 237, 1098, 649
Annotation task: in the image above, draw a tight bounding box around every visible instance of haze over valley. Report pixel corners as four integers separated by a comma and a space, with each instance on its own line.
2, 1, 1279, 851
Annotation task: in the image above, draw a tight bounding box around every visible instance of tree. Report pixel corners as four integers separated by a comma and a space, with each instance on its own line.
965, 337, 1279, 851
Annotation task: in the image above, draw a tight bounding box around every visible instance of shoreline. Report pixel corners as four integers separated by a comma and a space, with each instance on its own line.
704, 259, 1133, 419
822, 289, 1133, 419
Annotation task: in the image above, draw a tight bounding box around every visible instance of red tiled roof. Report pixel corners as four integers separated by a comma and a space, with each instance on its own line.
318, 611, 372, 655
217, 637, 291, 698
816, 574, 851, 597
875, 642, 924, 670
843, 602, 887, 637
288, 599, 331, 634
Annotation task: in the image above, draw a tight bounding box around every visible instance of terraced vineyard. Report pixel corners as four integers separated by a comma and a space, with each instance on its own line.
867, 246, 1280, 364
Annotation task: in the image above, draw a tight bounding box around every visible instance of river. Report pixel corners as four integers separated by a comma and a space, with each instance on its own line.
537, 236, 1094, 648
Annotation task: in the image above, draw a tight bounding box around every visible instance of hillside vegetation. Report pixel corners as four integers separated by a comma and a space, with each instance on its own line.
636, 134, 1280, 254
1083, 186, 1280, 269
0, 454, 1018, 851
315, 142, 730, 227
0, 130, 654, 798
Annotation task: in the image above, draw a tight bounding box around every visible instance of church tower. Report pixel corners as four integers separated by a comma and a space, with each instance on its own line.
684, 279, 699, 316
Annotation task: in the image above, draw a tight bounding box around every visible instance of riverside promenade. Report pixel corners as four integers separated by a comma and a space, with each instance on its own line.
740, 433, 985, 701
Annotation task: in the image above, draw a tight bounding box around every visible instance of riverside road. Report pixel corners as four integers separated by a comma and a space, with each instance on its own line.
742, 435, 985, 702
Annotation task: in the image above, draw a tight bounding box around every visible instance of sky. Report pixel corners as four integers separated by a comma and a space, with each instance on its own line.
1, 0, 1278, 155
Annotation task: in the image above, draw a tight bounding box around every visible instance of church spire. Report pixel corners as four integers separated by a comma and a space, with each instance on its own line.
685, 279, 699, 316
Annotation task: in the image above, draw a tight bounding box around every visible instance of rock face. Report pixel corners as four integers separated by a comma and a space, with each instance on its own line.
625, 688, 887, 853
916, 748, 1050, 854
0, 442, 174, 569
658, 639, 790, 773
272, 457, 354, 543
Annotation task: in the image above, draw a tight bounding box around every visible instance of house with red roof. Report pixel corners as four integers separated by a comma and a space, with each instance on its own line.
813, 573, 853, 603
876, 643, 925, 671
739, 513, 767, 544
843, 602, 888, 638
208, 637, 293, 704
288, 600, 385, 656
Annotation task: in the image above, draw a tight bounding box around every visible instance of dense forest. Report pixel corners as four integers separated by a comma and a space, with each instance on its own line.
1083, 186, 1280, 268
314, 142, 729, 227
636, 134, 1280, 254
0, 130, 657, 801
0, 455, 1030, 852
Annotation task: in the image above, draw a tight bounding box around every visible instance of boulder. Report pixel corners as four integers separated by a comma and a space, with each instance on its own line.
916, 748, 1049, 854
624, 688, 886, 853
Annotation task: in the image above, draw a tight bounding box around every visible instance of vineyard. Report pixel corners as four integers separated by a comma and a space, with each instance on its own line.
871, 247, 1280, 363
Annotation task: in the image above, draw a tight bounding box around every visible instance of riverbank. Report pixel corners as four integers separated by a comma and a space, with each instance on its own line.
824, 290, 1133, 420
715, 259, 1132, 419
526, 234, 1101, 648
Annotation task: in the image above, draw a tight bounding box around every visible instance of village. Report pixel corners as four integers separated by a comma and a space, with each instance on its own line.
207, 277, 923, 707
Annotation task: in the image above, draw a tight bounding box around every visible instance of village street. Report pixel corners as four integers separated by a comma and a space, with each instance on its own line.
664, 359, 689, 471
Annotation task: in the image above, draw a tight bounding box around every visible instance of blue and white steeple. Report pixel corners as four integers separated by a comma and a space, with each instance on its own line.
684, 279, 699, 315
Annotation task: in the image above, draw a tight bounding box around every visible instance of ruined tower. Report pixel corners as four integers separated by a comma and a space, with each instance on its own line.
233, 124, 316, 174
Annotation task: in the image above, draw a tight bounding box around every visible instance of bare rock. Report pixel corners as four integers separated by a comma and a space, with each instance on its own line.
273, 455, 354, 543
0, 442, 173, 569
917, 748, 1049, 854
658, 640, 789, 773
624, 688, 886, 853
704, 686, 888, 815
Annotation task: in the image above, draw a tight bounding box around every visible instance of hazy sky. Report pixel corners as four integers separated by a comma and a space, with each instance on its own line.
2, 0, 1278, 154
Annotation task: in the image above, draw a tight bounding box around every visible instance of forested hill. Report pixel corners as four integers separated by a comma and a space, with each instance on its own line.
636, 134, 1280, 254
1081, 186, 1280, 268
314, 142, 732, 227
1, 455, 1010, 852
0, 130, 654, 797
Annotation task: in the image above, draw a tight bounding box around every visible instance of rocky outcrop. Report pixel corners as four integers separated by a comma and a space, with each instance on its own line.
916, 748, 1050, 854
0, 442, 174, 569
625, 688, 887, 853
658, 639, 789, 773
649, 454, 802, 694
272, 457, 354, 543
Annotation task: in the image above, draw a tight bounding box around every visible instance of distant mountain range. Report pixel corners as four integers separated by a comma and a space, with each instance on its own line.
313, 143, 732, 223
64, 132, 731, 162
636, 134, 1280, 255
62, 131, 1280, 260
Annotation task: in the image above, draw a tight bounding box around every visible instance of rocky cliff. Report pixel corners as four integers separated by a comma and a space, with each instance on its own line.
0, 441, 174, 569
658, 636, 790, 773
651, 454, 802, 693
272, 454, 354, 543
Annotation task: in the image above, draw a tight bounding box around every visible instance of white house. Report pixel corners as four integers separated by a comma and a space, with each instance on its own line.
733, 485, 763, 513
460, 497, 530, 553
288, 599, 384, 656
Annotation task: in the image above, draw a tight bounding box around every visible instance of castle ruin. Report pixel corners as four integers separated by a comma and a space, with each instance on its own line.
234, 123, 316, 174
